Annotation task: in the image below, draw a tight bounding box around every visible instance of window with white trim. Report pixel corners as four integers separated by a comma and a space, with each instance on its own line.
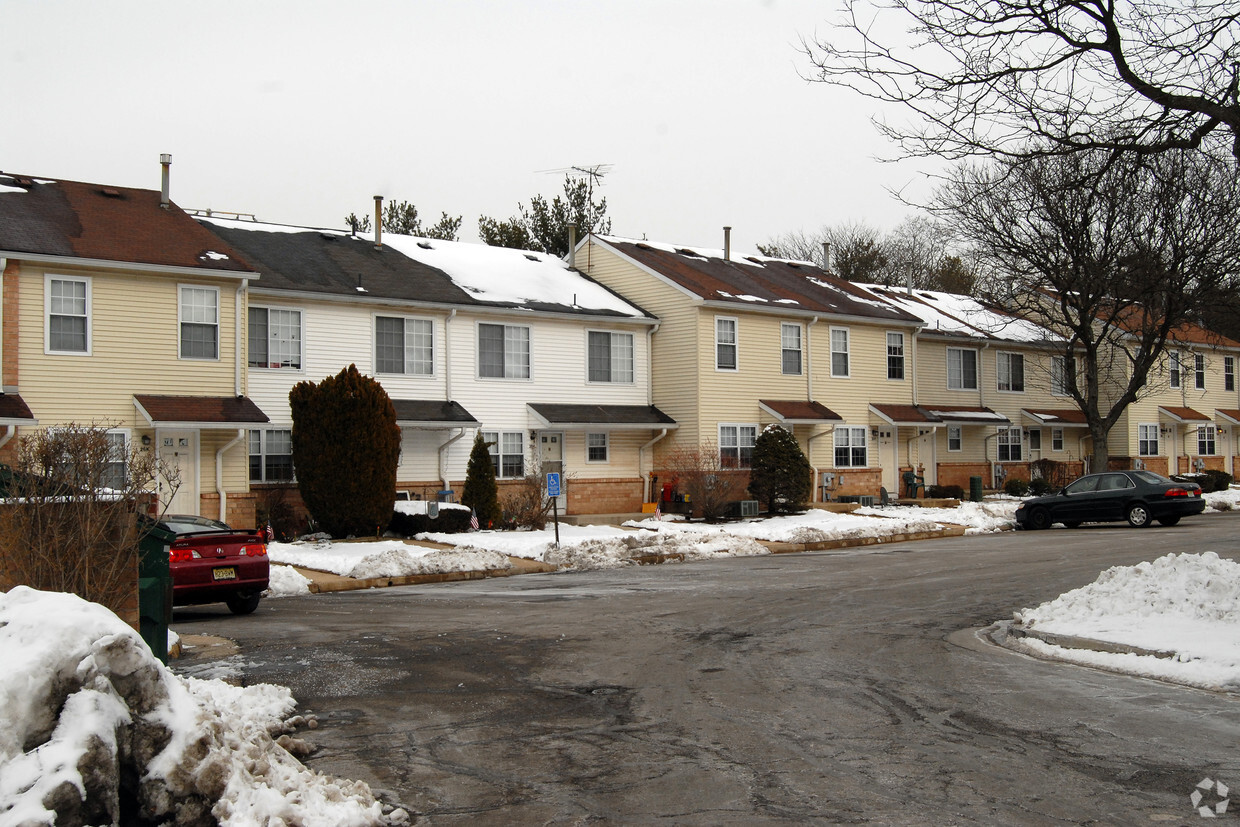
996, 352, 1025, 392
482, 430, 525, 478
103, 430, 128, 490
1028, 428, 1042, 450
586, 432, 609, 463
886, 332, 905, 380
830, 327, 850, 377
781, 323, 802, 375
1138, 423, 1159, 456
46, 275, 91, 354
588, 331, 634, 383
179, 285, 219, 360
716, 317, 737, 370
997, 427, 1022, 461
1226, 356, 1235, 392
833, 426, 867, 467
376, 316, 434, 375
1051, 356, 1068, 396
249, 430, 294, 482
947, 347, 978, 390
947, 424, 962, 452
1169, 351, 1182, 389
719, 423, 757, 468
1198, 425, 1217, 456
478, 323, 530, 379
249, 307, 302, 369
1195, 354, 1206, 389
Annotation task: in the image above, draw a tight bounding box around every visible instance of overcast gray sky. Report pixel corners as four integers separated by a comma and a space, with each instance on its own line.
2, 0, 935, 252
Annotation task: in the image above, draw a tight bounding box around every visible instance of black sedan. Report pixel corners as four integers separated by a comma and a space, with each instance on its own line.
1014, 470, 1205, 530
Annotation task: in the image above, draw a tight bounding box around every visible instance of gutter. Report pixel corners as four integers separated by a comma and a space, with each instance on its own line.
0, 250, 258, 281
807, 426, 835, 503
806, 316, 818, 401
646, 323, 659, 406
444, 309, 456, 402
215, 429, 247, 522
438, 427, 468, 491
0, 426, 15, 452
235, 279, 247, 396
639, 428, 669, 502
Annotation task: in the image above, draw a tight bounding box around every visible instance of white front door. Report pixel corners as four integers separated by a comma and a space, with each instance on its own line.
158, 430, 199, 515
539, 431, 566, 509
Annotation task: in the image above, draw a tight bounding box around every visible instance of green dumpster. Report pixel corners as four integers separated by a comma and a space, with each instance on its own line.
969, 475, 984, 503
138, 519, 176, 664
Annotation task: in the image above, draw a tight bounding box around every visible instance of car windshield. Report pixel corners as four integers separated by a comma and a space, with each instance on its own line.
1130, 470, 1172, 485
1064, 476, 1100, 494
162, 516, 231, 534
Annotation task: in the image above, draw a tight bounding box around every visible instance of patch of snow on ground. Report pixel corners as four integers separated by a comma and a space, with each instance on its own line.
1203, 485, 1240, 512
626, 508, 943, 543
266, 564, 313, 597
268, 538, 510, 578
857, 500, 1020, 534
1012, 552, 1240, 691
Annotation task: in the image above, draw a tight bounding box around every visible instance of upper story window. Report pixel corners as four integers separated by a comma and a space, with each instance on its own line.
830, 327, 850, 378
886, 332, 905, 380
46, 275, 91, 355
716, 317, 737, 371
834, 426, 867, 467
179, 286, 219, 360
1169, 351, 1182, 389
1138, 423, 1159, 456
249, 307, 302, 370
947, 347, 978, 390
249, 429, 294, 482
781, 323, 802, 375
482, 430, 525, 478
377, 316, 433, 375
996, 352, 1025, 392
479, 323, 530, 379
719, 423, 757, 468
1226, 356, 1235, 392
1051, 356, 1068, 396
588, 331, 634, 383
1194, 354, 1206, 390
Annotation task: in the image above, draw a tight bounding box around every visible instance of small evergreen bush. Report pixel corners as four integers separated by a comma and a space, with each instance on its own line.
926, 484, 964, 499
1004, 477, 1030, 497
1028, 478, 1054, 496
388, 507, 473, 536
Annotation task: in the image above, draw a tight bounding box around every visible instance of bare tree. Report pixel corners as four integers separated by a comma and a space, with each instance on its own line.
802, 0, 1240, 161
662, 442, 745, 522
934, 147, 1240, 468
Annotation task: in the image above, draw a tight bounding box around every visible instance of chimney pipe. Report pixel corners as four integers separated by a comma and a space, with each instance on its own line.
567, 222, 578, 269
822, 241, 831, 272
723, 226, 732, 261
159, 154, 172, 209
373, 195, 383, 249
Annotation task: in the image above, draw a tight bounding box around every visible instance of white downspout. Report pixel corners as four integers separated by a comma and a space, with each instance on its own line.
640, 428, 669, 502
444, 309, 456, 401
438, 427, 467, 490
1078, 433, 1091, 474
646, 323, 660, 406
806, 316, 819, 400
216, 429, 246, 523
0, 257, 6, 377
807, 426, 835, 503
0, 426, 15, 451
235, 280, 247, 397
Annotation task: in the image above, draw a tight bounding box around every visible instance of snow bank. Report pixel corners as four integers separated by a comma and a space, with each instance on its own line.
267, 564, 314, 597
0, 587, 393, 826
268, 538, 511, 578
1013, 552, 1240, 690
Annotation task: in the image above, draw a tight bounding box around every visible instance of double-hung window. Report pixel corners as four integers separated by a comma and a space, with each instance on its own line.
588, 331, 634, 383
996, 352, 1024, 392
1051, 356, 1068, 396
830, 327, 850, 377
1226, 356, 1236, 392
102, 430, 127, 490
249, 307, 302, 369
587, 432, 609, 463
781, 323, 802, 375
1138, 424, 1159, 456
947, 424, 962, 452
833, 426, 867, 468
1052, 428, 1064, 451
1198, 425, 1217, 456
947, 348, 978, 390
376, 316, 433, 375
179, 285, 219, 360
249, 430, 294, 482
46, 275, 90, 354
1169, 351, 1182, 389
716, 317, 737, 370
1194, 354, 1206, 390
478, 323, 530, 379
997, 427, 1022, 461
886, 332, 905, 380
482, 430, 525, 478
719, 424, 757, 468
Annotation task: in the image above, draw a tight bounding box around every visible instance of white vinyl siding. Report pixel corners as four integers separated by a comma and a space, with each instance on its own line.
179, 285, 219, 360
715, 316, 737, 371
833, 426, 867, 467
478, 323, 530, 379
46, 275, 91, 355
588, 331, 634, 383
249, 306, 302, 370
376, 316, 434, 375
830, 327, 850, 378
947, 347, 978, 390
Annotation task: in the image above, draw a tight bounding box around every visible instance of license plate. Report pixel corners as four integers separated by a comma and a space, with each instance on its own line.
213, 567, 237, 581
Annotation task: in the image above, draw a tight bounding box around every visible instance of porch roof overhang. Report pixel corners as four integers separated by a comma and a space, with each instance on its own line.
1021, 408, 1090, 428
923, 405, 1010, 425
1158, 405, 1211, 423
1214, 409, 1240, 426
133, 395, 270, 429
392, 399, 478, 428
526, 403, 678, 431
868, 403, 941, 427
0, 393, 37, 426
759, 399, 842, 424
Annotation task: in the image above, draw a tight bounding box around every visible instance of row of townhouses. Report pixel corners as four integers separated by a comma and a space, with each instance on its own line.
2, 164, 1238, 526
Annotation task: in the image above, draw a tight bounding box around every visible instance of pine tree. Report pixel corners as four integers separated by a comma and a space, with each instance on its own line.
478, 175, 612, 256
747, 425, 812, 514
460, 432, 499, 528
289, 364, 400, 537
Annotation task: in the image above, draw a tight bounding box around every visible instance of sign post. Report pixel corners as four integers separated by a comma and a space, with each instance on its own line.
546, 472, 561, 547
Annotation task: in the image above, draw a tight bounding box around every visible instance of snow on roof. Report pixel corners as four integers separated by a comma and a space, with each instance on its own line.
0, 183, 27, 195
856, 284, 1055, 343
597, 235, 814, 268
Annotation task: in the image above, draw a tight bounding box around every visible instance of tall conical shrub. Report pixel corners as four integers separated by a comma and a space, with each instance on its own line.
747, 424, 812, 514
460, 432, 499, 528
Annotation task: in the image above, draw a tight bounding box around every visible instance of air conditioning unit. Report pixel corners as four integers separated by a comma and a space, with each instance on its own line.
739, 500, 759, 518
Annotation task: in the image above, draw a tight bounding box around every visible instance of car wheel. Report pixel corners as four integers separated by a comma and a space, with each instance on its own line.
1062, 521, 1081, 529
1157, 516, 1181, 526
1126, 503, 1151, 528
225, 592, 261, 615
1027, 507, 1052, 530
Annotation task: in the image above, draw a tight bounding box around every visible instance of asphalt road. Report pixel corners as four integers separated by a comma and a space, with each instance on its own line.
174, 516, 1240, 825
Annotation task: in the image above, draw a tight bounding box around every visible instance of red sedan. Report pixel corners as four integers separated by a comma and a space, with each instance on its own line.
160, 515, 269, 614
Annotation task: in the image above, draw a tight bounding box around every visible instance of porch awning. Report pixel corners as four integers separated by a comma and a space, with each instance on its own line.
0, 393, 37, 426
1214, 409, 1240, 425
759, 399, 842, 424
526, 403, 677, 431
923, 405, 1009, 425
392, 399, 478, 428
1021, 408, 1090, 427
133, 395, 270, 428
1158, 406, 1211, 423
868, 403, 940, 427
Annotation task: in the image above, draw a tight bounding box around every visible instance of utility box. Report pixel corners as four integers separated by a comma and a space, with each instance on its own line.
137, 520, 176, 665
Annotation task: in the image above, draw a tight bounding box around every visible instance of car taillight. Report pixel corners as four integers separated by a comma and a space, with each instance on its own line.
168, 545, 201, 563
1165, 487, 1190, 497
239, 544, 268, 557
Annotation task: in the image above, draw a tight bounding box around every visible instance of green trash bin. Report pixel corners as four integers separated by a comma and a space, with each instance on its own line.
137, 519, 177, 664
969, 475, 984, 502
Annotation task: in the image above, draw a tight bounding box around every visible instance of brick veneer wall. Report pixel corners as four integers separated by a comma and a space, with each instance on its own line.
567, 477, 644, 514
199, 492, 258, 529
936, 462, 991, 490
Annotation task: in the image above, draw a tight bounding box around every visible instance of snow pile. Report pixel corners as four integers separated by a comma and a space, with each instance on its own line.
542, 531, 770, 571
1012, 552, 1240, 690
626, 508, 945, 542
1203, 486, 1240, 512
266, 564, 314, 597
268, 538, 511, 579
392, 500, 470, 517
0, 587, 392, 826
858, 500, 1020, 533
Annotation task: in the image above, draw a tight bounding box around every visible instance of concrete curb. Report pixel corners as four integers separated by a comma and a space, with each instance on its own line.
998, 620, 1178, 659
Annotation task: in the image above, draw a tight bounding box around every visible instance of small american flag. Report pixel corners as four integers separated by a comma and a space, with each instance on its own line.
265, 522, 274, 542
470, 510, 480, 531
654, 501, 662, 521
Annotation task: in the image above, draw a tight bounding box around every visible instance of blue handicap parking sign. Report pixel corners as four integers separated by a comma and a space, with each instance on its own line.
547, 472, 561, 496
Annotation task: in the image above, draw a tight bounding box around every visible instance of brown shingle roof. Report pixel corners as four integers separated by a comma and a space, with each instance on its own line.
0, 173, 256, 274
527, 403, 677, 429
0, 394, 36, 423
1022, 408, 1089, 425
391, 400, 478, 425
1158, 406, 1211, 422
868, 404, 940, 425
133, 395, 269, 426
759, 400, 842, 422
